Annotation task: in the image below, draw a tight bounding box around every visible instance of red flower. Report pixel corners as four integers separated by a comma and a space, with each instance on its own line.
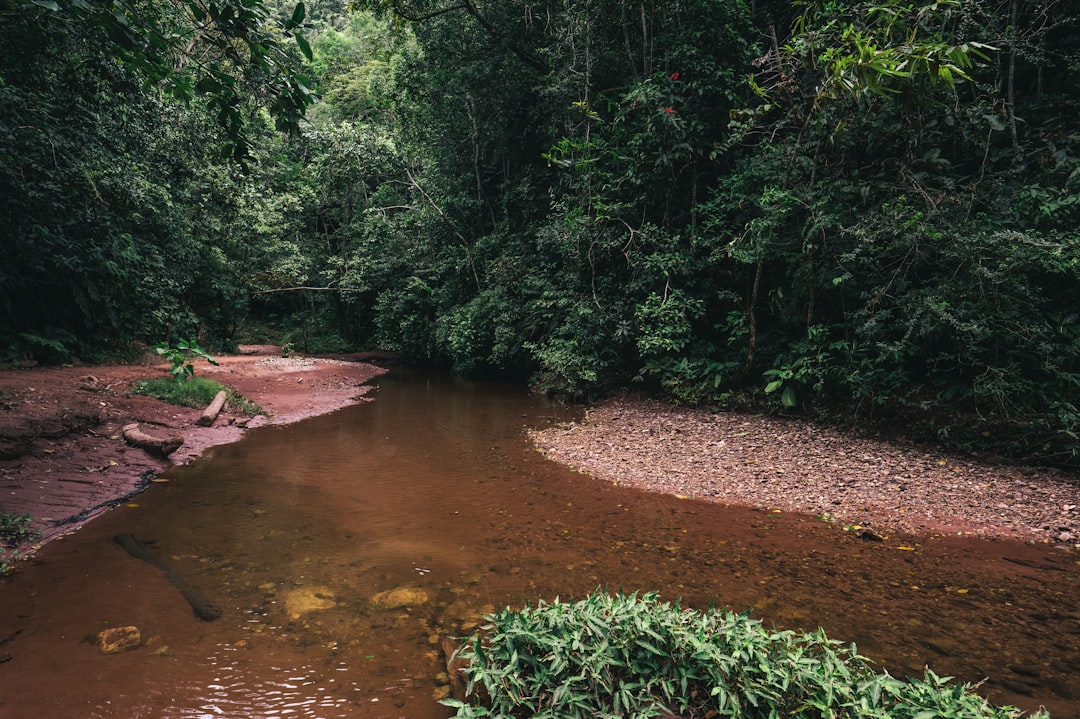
664, 107, 676, 114
670, 72, 680, 81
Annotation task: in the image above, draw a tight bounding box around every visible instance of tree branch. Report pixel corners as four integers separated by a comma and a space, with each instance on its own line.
251, 286, 368, 295
403, 165, 482, 290
389, 0, 548, 73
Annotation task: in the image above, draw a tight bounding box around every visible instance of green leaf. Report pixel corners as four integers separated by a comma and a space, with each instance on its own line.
195, 77, 220, 94
984, 114, 1006, 131
295, 34, 313, 62
781, 386, 798, 409
764, 379, 783, 394
288, 2, 306, 28
31, 0, 61, 10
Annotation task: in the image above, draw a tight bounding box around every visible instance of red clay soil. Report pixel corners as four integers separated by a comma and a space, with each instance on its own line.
0, 346, 386, 557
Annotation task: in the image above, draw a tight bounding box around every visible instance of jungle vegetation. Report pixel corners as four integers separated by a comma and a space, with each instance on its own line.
2, 0, 1079, 464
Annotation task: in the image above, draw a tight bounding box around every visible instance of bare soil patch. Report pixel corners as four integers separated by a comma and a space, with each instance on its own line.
0, 346, 385, 555
532, 395, 1080, 545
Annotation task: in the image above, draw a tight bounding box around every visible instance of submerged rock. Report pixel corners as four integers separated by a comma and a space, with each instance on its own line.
92, 626, 141, 654
370, 586, 429, 610
283, 587, 336, 619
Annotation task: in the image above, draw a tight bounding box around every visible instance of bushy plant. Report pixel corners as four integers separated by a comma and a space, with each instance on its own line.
0, 512, 38, 546
444, 590, 1045, 719
153, 339, 219, 381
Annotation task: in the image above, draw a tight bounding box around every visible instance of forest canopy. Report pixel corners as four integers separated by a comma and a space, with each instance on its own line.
2, 0, 1079, 464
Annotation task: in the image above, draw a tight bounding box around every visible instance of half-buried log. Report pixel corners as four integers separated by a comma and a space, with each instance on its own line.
113, 533, 222, 621
121, 422, 183, 457
196, 390, 228, 427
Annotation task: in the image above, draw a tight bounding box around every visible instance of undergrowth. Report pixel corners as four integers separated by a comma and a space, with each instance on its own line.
444, 590, 1046, 719
0, 512, 39, 576
0, 512, 37, 546
133, 377, 263, 415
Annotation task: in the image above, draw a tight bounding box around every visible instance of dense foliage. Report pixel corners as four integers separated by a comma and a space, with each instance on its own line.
444, 590, 1044, 719
4, 0, 1080, 463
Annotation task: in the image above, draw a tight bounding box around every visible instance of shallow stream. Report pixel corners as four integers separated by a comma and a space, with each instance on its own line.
1, 370, 1078, 718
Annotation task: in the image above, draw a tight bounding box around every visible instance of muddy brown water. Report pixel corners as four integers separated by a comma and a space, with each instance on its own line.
1, 370, 1078, 718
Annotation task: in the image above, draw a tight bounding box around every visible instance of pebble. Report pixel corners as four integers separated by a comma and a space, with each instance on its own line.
532, 397, 1080, 543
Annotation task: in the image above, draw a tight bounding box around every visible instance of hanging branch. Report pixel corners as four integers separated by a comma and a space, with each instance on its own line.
251, 286, 368, 294
385, 0, 548, 72
403, 166, 482, 290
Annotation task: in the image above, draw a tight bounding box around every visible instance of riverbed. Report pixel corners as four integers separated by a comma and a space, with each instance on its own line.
0, 371, 1077, 718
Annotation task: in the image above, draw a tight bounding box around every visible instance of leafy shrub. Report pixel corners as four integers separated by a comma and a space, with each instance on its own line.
153, 339, 219, 381
444, 590, 1044, 719
0, 512, 38, 546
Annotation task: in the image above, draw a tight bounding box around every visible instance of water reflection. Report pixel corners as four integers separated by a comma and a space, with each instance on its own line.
0, 370, 1077, 718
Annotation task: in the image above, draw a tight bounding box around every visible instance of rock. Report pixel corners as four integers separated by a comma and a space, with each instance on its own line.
92, 626, 141, 654
1009, 664, 1042, 678
370, 586, 429, 610
1043, 676, 1077, 700
442, 599, 494, 629
918, 637, 956, 657
283, 587, 336, 619
441, 637, 471, 702
999, 679, 1036, 696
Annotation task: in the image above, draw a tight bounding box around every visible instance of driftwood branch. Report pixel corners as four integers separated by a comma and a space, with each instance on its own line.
121, 423, 183, 458
114, 533, 222, 621
196, 390, 227, 427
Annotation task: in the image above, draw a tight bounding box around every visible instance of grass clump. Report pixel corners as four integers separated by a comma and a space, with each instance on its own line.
444, 590, 1045, 719
134, 377, 263, 415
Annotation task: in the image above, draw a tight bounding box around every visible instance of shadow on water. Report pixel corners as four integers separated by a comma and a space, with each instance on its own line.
1, 369, 1078, 718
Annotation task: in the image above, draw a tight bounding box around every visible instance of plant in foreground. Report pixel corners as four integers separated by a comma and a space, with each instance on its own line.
443, 590, 1047, 719
153, 339, 219, 381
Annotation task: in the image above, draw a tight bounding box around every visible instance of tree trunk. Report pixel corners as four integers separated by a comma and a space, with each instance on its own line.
1006, 0, 1021, 162
197, 390, 228, 427
744, 259, 764, 378
121, 423, 183, 458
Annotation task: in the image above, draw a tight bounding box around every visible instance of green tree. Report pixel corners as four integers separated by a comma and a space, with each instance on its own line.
2, 0, 316, 158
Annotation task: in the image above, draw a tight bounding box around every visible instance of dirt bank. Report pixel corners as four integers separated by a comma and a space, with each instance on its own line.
532, 395, 1080, 545
0, 346, 386, 558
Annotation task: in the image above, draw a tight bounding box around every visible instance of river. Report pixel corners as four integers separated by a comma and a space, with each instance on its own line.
0, 370, 1077, 718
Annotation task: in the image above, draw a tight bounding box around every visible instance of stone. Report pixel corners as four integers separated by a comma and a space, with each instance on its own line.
92, 626, 141, 654
441, 636, 470, 702
442, 599, 494, 629
283, 587, 336, 619
370, 586, 429, 610
919, 637, 956, 657
1043, 676, 1077, 700
1009, 664, 1042, 678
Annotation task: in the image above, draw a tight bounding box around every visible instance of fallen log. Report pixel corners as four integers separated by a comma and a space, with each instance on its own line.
113, 533, 222, 621
121, 422, 183, 457
196, 390, 228, 427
